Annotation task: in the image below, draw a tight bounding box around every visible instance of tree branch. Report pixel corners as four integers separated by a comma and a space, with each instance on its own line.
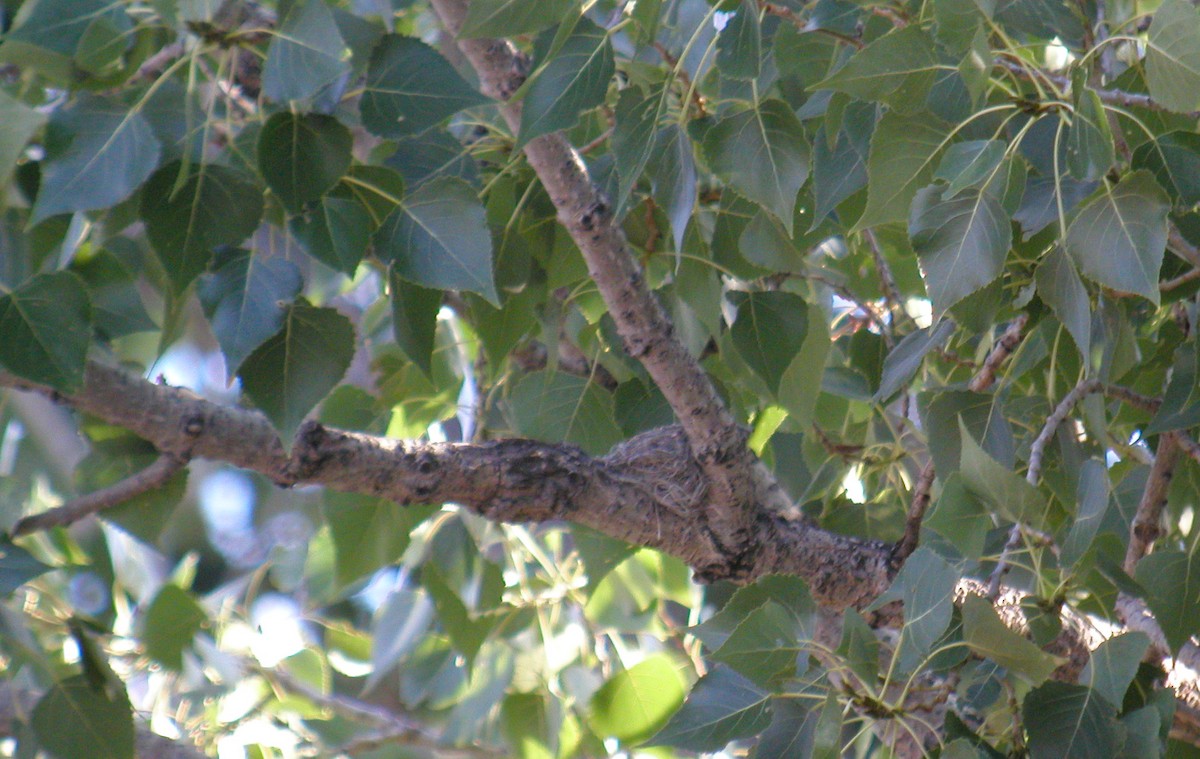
968, 313, 1029, 393
892, 461, 935, 565
1125, 433, 1182, 572
0, 363, 892, 606
12, 454, 186, 537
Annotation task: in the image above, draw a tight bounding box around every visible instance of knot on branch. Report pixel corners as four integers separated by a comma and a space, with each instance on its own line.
281, 421, 333, 484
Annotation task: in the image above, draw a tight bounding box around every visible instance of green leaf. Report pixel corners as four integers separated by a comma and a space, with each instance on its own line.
961, 595, 1062, 684
1061, 459, 1111, 567
1135, 548, 1200, 655
691, 575, 816, 651
1067, 89, 1114, 182
934, 0, 988, 54
459, 0, 577, 38
866, 547, 958, 671
374, 176, 498, 304
71, 250, 156, 340
814, 26, 940, 113
856, 110, 950, 230
729, 291, 809, 394
1035, 246, 1090, 359
141, 161, 265, 291
1065, 171, 1169, 305
361, 35, 488, 139
197, 248, 303, 378
648, 124, 698, 252
811, 101, 874, 225
701, 100, 810, 235
32, 675, 134, 759
753, 698, 818, 759
908, 185, 1011, 315
1082, 632, 1150, 707
0, 272, 92, 392
1147, 342, 1200, 433
649, 666, 772, 752
258, 112, 352, 212
517, 18, 614, 148
958, 421, 1045, 528
1146, 0, 1200, 114
508, 370, 623, 456
0, 0, 118, 83
420, 563, 495, 665
31, 95, 161, 225
837, 609, 879, 685
290, 196, 373, 275
262, 0, 351, 102
389, 267, 442, 378
716, 0, 761, 81
875, 320, 955, 402
589, 654, 686, 743
326, 492, 439, 586
712, 602, 806, 687
610, 86, 661, 212
935, 140, 1006, 199
385, 129, 479, 190
1022, 682, 1122, 759
238, 299, 356, 443
924, 474, 991, 559
1131, 130, 1200, 206
0, 90, 45, 186
142, 584, 206, 670
0, 540, 52, 595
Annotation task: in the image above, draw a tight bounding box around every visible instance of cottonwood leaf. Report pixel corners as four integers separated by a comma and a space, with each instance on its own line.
198, 249, 303, 378
962, 595, 1062, 684
238, 299, 355, 444
716, 0, 762, 81
1064, 171, 1169, 305
258, 112, 352, 212
856, 111, 950, 230
1067, 88, 1114, 181
290, 196, 373, 275
1146, 0, 1200, 114
0, 272, 92, 393
909, 185, 1011, 315
1082, 632, 1150, 707
32, 675, 134, 759
589, 654, 686, 743
1022, 682, 1122, 759
142, 585, 206, 671
0, 90, 45, 186
141, 161, 264, 292
814, 26, 940, 112
1135, 548, 1200, 655
373, 176, 497, 304
508, 370, 623, 455
459, 0, 576, 38
0, 540, 52, 595
31, 95, 160, 225
1035, 246, 1090, 359
703, 99, 810, 235
729, 291, 809, 394
648, 666, 773, 752
517, 18, 614, 148
389, 267, 441, 378
362, 35, 487, 138
1131, 130, 1200, 207
262, 0, 351, 102
324, 492, 437, 588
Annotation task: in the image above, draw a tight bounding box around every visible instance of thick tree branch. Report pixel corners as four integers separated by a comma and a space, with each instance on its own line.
12, 454, 186, 537
1, 363, 892, 606
426, 0, 774, 567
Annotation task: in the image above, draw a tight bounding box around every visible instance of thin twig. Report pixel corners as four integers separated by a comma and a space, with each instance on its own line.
1125, 433, 1182, 573
1178, 432, 1200, 468
1162, 267, 1200, 293
996, 58, 1199, 116
862, 229, 905, 324
988, 377, 1099, 595
893, 460, 936, 565
968, 313, 1030, 393
12, 454, 186, 536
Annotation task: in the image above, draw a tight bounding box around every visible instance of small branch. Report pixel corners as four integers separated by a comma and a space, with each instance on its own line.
968, 313, 1030, 393
892, 461, 935, 565
996, 58, 1197, 115
12, 454, 186, 537
989, 377, 1100, 596
1125, 433, 1182, 573
862, 229, 906, 326
1169, 225, 1200, 269
1162, 267, 1200, 293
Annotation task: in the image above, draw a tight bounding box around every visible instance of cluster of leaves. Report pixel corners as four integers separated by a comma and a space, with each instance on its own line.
4, 0, 1200, 756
